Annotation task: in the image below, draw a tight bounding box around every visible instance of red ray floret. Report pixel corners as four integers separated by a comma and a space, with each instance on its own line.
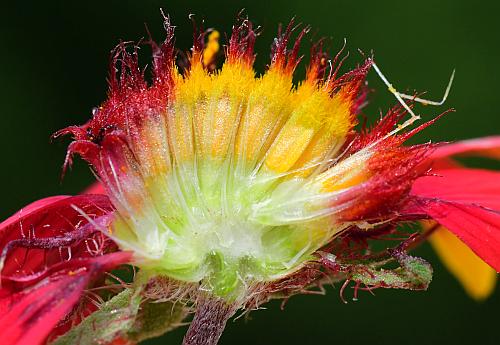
429, 135, 500, 161
400, 136, 500, 271
0, 195, 131, 345
0, 267, 91, 345
0, 252, 130, 345
0, 195, 113, 283
408, 168, 500, 271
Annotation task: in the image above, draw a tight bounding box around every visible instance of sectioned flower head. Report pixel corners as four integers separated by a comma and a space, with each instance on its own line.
1, 12, 499, 345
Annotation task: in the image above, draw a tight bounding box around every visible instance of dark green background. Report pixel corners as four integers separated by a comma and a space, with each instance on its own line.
1, 1, 499, 344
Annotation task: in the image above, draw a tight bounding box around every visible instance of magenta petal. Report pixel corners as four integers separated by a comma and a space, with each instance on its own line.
410, 168, 500, 271
430, 136, 500, 160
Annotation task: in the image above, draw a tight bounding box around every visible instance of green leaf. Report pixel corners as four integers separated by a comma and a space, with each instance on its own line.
50, 286, 189, 345
350, 251, 433, 290
51, 288, 141, 345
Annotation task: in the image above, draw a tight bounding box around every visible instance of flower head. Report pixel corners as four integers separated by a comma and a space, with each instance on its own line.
1, 13, 499, 345
57, 16, 427, 298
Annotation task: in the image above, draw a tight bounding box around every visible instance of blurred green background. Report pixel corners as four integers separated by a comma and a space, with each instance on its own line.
1, 1, 499, 344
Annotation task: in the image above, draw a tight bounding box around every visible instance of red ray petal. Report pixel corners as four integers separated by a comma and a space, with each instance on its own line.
412, 169, 500, 210
410, 168, 500, 271
0, 195, 115, 281
83, 182, 106, 195
0, 193, 133, 342
430, 136, 500, 160
0, 195, 70, 230
0, 272, 90, 345
0, 252, 131, 345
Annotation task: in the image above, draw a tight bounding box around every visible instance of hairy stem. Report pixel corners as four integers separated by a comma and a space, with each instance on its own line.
182, 296, 237, 345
